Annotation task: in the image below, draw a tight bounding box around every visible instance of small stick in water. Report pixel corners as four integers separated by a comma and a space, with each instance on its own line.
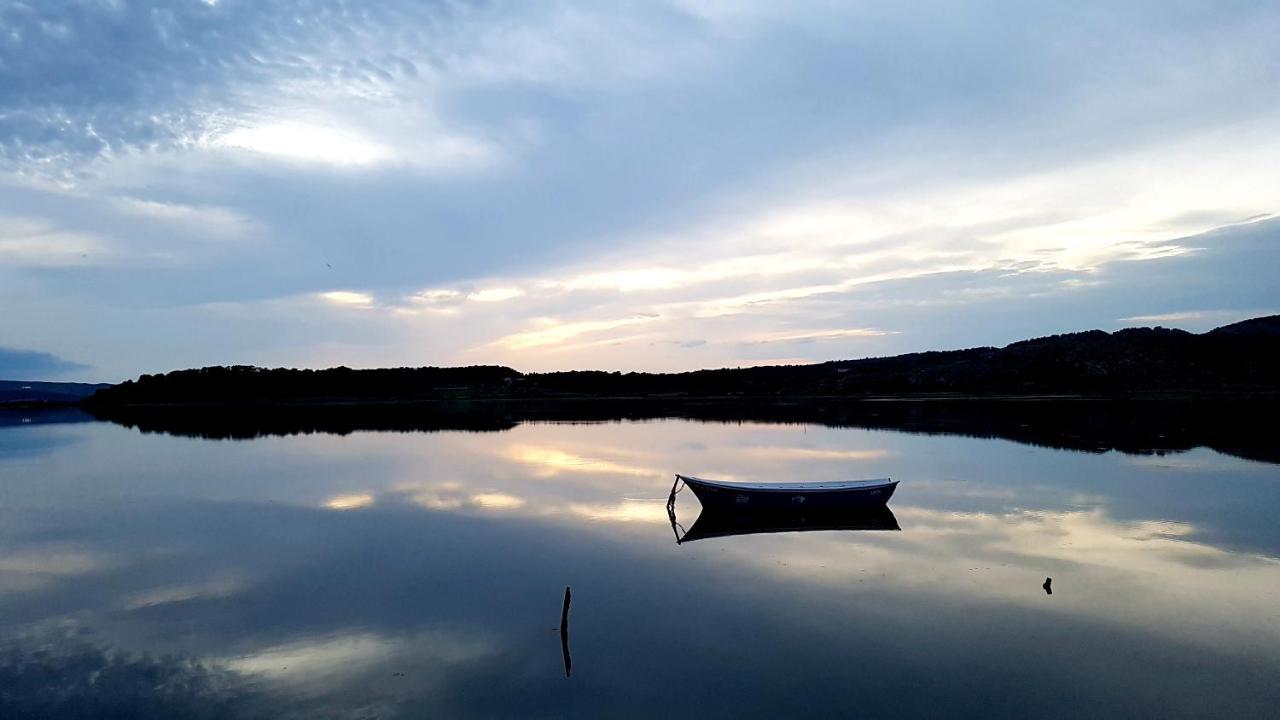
560, 586, 572, 677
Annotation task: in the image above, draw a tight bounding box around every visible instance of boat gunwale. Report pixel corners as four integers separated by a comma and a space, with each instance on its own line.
676, 474, 896, 493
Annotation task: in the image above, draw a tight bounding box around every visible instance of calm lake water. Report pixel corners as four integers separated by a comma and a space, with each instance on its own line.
2, 412, 1279, 718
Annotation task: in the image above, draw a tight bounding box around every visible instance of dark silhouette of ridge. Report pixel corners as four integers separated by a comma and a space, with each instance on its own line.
74, 312, 1280, 458
1208, 315, 1280, 337
83, 316, 1280, 409
0, 380, 111, 407
85, 365, 520, 406
73, 316, 1280, 462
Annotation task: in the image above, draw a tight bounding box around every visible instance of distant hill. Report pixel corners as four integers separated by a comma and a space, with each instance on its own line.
1208, 315, 1280, 337
84, 316, 1280, 407
84, 365, 519, 406
0, 380, 112, 406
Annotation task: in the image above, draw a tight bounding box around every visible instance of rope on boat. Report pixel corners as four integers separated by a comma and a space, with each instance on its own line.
666, 474, 686, 509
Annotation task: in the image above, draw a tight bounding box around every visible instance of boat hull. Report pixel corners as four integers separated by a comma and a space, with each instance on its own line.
682, 477, 897, 510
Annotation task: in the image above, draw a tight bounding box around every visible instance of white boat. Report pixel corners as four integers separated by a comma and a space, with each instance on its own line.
672, 474, 898, 509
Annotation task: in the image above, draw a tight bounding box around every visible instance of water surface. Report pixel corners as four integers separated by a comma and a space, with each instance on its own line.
1, 413, 1278, 718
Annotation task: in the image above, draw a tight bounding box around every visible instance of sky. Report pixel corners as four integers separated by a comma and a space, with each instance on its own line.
0, 0, 1277, 382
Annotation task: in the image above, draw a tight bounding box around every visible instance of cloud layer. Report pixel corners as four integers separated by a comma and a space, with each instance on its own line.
0, 345, 87, 379
1, 1, 1277, 379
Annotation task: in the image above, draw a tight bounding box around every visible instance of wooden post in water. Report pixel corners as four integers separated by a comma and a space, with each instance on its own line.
560, 586, 572, 678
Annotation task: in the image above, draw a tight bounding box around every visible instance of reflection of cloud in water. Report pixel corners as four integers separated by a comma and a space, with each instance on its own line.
0, 547, 105, 594
506, 444, 660, 478
568, 498, 670, 524
323, 492, 374, 510
896, 477, 1019, 501
744, 447, 891, 461
122, 575, 246, 610
1122, 451, 1261, 472
471, 492, 526, 510
394, 481, 526, 512
709, 505, 1280, 652
7, 417, 1280, 716
391, 479, 661, 525
0, 625, 497, 718
227, 633, 393, 678
0, 628, 265, 718
224, 629, 495, 682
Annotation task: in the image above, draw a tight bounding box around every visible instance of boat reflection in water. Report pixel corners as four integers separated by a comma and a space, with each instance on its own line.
672, 504, 901, 544
667, 474, 901, 544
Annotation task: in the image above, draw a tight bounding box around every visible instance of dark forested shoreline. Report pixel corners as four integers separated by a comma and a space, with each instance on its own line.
53, 314, 1279, 464
82, 315, 1280, 408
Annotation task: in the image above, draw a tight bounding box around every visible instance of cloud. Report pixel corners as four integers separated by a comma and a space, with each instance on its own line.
215, 122, 392, 167
111, 197, 260, 240
491, 315, 661, 351
0, 1, 503, 174
1121, 311, 1220, 324
1118, 309, 1280, 330
0, 346, 89, 380
467, 287, 525, 303
318, 291, 375, 309
750, 328, 896, 344
0, 216, 111, 267
204, 117, 502, 172
1, 2, 1278, 379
